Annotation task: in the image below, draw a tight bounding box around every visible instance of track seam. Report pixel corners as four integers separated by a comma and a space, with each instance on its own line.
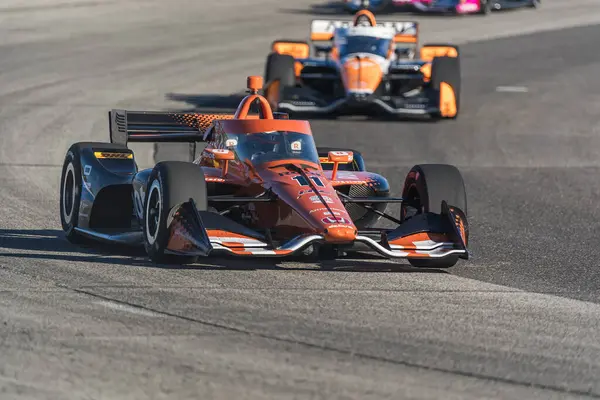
69, 286, 599, 398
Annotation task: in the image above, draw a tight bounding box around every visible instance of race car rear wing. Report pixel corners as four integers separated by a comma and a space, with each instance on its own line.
109, 109, 222, 146
310, 19, 419, 44
109, 109, 289, 147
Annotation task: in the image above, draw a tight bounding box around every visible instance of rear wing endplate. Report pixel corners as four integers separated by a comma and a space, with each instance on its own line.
310, 19, 419, 44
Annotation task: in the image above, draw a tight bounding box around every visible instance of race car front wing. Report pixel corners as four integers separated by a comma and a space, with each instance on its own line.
164, 198, 469, 261
272, 84, 452, 118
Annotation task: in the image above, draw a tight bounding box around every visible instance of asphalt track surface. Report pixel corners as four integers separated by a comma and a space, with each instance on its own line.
2, 1, 600, 399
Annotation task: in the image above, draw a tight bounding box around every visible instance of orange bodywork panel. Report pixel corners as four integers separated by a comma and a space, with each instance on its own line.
294, 61, 304, 77
420, 46, 459, 62
272, 41, 310, 59
394, 34, 417, 44
341, 58, 383, 93
388, 232, 449, 249
311, 32, 334, 42
420, 63, 432, 82
439, 82, 457, 118
388, 232, 455, 258
220, 119, 312, 135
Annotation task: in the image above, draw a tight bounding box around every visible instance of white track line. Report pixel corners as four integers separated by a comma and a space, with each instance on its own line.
93, 300, 163, 318
496, 86, 529, 93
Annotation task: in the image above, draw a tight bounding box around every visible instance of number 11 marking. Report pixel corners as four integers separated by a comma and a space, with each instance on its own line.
293, 175, 325, 187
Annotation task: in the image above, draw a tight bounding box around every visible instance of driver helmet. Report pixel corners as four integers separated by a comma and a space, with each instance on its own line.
353, 9, 376, 27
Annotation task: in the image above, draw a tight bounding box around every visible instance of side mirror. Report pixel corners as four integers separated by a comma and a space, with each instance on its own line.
327, 151, 353, 180
328, 150, 353, 163
208, 149, 235, 177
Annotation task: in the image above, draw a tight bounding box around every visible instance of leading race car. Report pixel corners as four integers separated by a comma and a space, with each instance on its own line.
343, 0, 540, 14
59, 76, 470, 268
263, 9, 460, 120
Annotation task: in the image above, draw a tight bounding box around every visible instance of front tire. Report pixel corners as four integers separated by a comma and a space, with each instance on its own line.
264, 53, 296, 88
400, 164, 468, 268
143, 161, 208, 265
478, 0, 492, 14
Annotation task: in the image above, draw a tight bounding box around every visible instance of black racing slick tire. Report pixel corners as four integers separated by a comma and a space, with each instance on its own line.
59, 141, 128, 244
529, 0, 540, 8
478, 0, 492, 14
400, 164, 468, 269
264, 53, 296, 88
60, 143, 86, 243
143, 161, 208, 265
430, 54, 461, 119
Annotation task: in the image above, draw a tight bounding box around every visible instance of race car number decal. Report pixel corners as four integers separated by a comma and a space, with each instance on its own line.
322, 216, 350, 224
293, 175, 325, 187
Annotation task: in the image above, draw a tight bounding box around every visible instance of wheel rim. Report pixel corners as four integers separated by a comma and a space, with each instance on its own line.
62, 163, 76, 222
145, 180, 162, 245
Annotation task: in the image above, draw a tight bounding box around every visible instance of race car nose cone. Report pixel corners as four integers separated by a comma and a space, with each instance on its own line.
323, 225, 357, 244
342, 58, 382, 95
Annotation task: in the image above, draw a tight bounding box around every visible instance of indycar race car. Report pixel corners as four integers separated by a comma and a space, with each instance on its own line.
343, 0, 410, 13
411, 0, 540, 14
344, 0, 540, 14
59, 76, 470, 268
263, 9, 460, 120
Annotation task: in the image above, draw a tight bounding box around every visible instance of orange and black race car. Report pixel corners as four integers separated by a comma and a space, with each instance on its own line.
263, 9, 460, 120
59, 76, 469, 268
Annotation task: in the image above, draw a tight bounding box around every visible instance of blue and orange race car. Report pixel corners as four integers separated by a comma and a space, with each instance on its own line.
263, 9, 461, 120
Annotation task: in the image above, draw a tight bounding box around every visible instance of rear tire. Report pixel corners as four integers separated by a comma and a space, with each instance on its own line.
143, 161, 208, 265
60, 141, 134, 245
60, 144, 86, 244
529, 0, 540, 8
264, 53, 296, 88
400, 164, 468, 268
430, 55, 461, 119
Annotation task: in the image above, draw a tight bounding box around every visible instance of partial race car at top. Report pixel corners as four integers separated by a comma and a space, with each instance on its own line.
59, 76, 470, 268
343, 0, 540, 14
263, 9, 460, 120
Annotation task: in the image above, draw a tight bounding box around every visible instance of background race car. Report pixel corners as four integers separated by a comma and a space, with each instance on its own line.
343, 0, 410, 13
263, 10, 461, 120
344, 0, 540, 14
412, 0, 540, 14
